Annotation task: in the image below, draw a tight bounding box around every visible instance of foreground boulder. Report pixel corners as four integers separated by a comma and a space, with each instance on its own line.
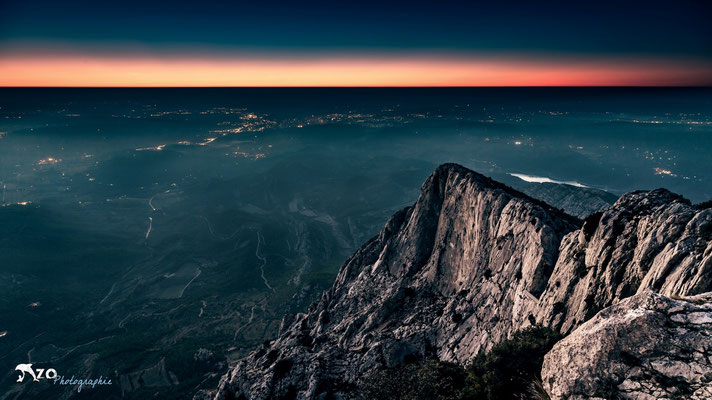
543, 291, 712, 400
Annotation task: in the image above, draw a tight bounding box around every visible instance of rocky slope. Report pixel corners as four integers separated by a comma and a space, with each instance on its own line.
503, 177, 619, 219
212, 164, 712, 400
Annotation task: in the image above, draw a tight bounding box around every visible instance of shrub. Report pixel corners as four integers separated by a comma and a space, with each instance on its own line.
358, 326, 561, 400
361, 360, 466, 400
461, 326, 562, 400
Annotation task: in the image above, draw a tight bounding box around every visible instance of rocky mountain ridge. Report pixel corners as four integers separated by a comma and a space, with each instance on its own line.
211, 164, 712, 400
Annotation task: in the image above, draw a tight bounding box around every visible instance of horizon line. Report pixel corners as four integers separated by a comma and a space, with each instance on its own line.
2, 85, 712, 89
3, 54, 710, 87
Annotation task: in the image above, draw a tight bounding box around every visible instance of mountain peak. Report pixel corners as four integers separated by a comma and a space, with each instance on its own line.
428, 163, 580, 222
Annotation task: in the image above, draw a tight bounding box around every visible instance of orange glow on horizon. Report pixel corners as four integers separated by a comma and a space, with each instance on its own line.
1, 53, 710, 87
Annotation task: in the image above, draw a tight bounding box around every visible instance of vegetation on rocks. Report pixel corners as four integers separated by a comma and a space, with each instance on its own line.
361, 326, 561, 400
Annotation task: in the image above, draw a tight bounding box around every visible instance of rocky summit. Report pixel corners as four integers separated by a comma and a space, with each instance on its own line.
211, 164, 712, 400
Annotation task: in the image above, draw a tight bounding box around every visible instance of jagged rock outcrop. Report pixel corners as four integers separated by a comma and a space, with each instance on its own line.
543, 291, 712, 400
534, 189, 712, 334
212, 164, 711, 400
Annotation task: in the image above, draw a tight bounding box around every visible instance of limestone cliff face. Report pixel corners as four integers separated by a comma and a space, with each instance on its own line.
212, 164, 711, 400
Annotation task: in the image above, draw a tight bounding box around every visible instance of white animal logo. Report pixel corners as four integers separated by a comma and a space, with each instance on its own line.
14, 363, 56, 383
15, 364, 39, 382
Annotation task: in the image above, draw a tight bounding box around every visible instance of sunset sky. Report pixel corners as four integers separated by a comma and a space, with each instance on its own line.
1, 0, 710, 86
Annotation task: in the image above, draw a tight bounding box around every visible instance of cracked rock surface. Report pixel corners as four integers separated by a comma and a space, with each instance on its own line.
535, 188, 712, 335
543, 291, 712, 400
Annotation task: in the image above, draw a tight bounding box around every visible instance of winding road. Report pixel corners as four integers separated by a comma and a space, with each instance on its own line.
255, 231, 275, 292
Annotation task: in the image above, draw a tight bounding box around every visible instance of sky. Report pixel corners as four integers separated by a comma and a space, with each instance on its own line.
0, 0, 711, 86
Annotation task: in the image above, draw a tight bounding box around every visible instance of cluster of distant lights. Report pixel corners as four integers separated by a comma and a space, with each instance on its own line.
111, 106, 706, 183
28, 105, 280, 186
1, 200, 31, 207
629, 119, 712, 126
37, 157, 61, 165
654, 168, 677, 177
504, 137, 695, 182
6, 106, 705, 122
136, 144, 167, 151
0, 104, 704, 240
3, 105, 707, 198
127, 108, 276, 153
198, 107, 248, 116
290, 111, 439, 129
6, 105, 711, 134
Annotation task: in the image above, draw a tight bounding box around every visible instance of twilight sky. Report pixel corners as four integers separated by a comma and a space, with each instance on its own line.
1, 0, 711, 86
